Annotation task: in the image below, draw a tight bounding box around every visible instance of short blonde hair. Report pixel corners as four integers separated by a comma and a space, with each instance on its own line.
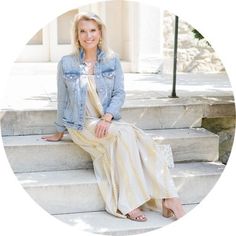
71, 12, 113, 58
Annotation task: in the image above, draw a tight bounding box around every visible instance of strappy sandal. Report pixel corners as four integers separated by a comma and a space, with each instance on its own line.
162, 199, 185, 219
126, 208, 147, 222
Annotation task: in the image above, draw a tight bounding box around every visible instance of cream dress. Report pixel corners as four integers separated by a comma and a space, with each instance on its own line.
67, 74, 178, 218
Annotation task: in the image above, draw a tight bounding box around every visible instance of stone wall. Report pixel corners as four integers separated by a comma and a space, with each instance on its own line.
163, 11, 225, 73
202, 117, 235, 164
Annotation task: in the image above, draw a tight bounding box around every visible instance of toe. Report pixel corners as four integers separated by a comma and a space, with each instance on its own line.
137, 215, 147, 221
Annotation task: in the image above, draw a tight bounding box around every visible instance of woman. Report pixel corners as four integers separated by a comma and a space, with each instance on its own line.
42, 12, 185, 222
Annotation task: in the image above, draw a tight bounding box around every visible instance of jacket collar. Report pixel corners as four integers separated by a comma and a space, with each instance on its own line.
79, 48, 105, 63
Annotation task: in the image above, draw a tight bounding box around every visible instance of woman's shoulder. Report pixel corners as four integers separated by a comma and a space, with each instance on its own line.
59, 54, 79, 66
103, 51, 120, 64
58, 54, 80, 72
60, 54, 79, 63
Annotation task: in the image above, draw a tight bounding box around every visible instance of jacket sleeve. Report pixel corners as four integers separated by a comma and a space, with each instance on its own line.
54, 59, 67, 132
105, 56, 126, 119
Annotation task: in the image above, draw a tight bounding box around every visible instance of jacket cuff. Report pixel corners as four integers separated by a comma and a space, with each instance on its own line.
55, 122, 67, 132
105, 108, 120, 120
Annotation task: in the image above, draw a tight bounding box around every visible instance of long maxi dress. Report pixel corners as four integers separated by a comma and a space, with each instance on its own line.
67, 74, 178, 218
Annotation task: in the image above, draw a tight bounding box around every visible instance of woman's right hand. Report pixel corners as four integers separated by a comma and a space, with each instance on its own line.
41, 132, 64, 142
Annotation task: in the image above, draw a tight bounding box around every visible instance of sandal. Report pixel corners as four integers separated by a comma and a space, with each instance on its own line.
162, 199, 185, 219
126, 208, 147, 222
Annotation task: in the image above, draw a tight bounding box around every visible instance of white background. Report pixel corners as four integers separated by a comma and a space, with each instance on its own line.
0, 0, 235, 235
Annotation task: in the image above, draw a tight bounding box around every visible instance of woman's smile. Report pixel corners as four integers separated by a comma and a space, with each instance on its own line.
78, 20, 101, 50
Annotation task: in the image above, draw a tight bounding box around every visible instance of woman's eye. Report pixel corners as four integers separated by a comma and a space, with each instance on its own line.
80, 29, 85, 33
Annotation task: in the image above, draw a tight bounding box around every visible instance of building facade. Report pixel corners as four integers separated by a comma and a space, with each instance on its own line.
17, 1, 163, 73
16, 1, 224, 73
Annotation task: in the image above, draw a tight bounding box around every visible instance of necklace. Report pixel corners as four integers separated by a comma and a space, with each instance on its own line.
84, 60, 96, 75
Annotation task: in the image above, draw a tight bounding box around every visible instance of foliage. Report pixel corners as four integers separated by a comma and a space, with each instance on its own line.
192, 29, 211, 46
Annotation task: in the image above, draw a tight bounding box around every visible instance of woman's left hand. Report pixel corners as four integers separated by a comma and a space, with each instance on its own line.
95, 113, 113, 138
95, 120, 111, 138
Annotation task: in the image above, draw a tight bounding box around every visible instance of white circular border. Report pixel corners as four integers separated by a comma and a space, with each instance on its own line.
0, 0, 235, 236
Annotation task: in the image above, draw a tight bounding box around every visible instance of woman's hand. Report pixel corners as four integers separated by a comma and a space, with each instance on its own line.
95, 113, 113, 138
41, 132, 64, 142
95, 120, 111, 138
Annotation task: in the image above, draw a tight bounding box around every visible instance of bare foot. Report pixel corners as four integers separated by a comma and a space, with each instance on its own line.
41, 132, 64, 142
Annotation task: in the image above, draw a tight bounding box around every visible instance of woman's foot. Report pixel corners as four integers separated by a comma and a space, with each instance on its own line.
162, 198, 185, 219
126, 208, 147, 222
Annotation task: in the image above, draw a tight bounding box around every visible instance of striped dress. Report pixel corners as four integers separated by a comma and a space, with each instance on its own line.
67, 74, 178, 218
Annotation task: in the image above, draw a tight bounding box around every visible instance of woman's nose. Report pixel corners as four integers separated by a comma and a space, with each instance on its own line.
86, 32, 92, 38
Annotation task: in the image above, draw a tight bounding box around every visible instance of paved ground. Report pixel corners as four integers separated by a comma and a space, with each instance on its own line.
0, 62, 234, 110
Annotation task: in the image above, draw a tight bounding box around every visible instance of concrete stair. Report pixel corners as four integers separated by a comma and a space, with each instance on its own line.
3, 128, 219, 173
15, 162, 224, 215
53, 204, 196, 235
2, 96, 234, 136
1, 101, 226, 234
1, 105, 203, 135
2, 64, 233, 234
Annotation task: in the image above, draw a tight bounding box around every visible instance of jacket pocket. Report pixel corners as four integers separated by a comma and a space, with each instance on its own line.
64, 72, 80, 80
64, 73, 80, 92
102, 71, 115, 79
102, 71, 115, 92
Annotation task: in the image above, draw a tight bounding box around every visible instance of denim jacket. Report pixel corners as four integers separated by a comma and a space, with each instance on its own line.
55, 49, 125, 132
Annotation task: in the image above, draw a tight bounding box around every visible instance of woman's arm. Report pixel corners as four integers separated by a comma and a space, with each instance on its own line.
55, 58, 68, 133
105, 56, 126, 119
95, 56, 125, 138
42, 59, 67, 142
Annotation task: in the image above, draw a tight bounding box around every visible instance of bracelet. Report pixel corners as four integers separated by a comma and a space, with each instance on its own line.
100, 116, 112, 123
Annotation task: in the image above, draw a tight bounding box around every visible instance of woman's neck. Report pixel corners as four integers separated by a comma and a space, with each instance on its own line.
84, 48, 97, 62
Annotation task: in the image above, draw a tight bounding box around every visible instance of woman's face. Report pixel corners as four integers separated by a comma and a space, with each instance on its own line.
78, 19, 101, 51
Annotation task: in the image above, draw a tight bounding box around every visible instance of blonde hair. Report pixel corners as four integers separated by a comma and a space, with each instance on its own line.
71, 12, 113, 58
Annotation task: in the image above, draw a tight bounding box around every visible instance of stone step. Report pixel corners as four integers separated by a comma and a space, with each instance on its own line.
3, 128, 219, 173
3, 134, 92, 173
15, 162, 224, 215
54, 204, 197, 235
1, 100, 204, 135
2, 95, 234, 136
146, 128, 219, 162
